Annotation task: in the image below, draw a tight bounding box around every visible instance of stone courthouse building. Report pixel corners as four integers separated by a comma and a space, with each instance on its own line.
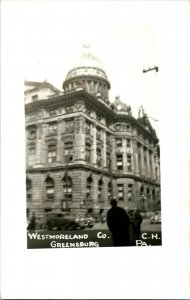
25, 45, 160, 220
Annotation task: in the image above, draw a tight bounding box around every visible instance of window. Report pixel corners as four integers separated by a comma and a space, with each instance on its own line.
85, 120, 91, 135
126, 139, 131, 148
46, 177, 54, 200
96, 127, 101, 140
49, 122, 57, 134
144, 148, 147, 163
85, 143, 91, 163
149, 150, 153, 176
26, 178, 32, 201
106, 152, 111, 169
64, 142, 73, 162
116, 138, 122, 148
127, 154, 132, 171
117, 184, 124, 201
86, 176, 93, 203
128, 184, 133, 201
62, 176, 72, 210
106, 133, 111, 145
28, 147, 36, 166
97, 148, 101, 166
32, 95, 38, 102
48, 145, 56, 163
98, 179, 103, 202
65, 118, 74, 133
108, 182, 112, 200
138, 143, 141, 173
116, 154, 123, 170
144, 147, 147, 173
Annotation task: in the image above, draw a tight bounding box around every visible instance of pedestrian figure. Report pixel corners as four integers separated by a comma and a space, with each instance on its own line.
107, 198, 131, 246
132, 209, 143, 241
28, 212, 36, 232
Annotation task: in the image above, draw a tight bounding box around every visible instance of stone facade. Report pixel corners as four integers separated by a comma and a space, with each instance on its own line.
25, 46, 160, 220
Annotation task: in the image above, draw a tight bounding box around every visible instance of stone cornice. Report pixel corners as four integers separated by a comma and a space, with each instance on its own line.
26, 164, 160, 187
25, 90, 159, 142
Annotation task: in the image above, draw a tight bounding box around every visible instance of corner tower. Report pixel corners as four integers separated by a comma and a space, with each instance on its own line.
63, 44, 111, 103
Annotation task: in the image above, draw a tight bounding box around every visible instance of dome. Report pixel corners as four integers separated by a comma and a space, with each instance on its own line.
63, 44, 110, 84
63, 45, 110, 102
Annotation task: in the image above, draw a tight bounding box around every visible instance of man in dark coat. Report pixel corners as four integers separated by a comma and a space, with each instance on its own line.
133, 209, 143, 240
107, 198, 131, 246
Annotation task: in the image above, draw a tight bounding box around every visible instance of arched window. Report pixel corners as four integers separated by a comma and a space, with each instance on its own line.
45, 176, 54, 200
26, 178, 32, 201
98, 179, 103, 202
62, 176, 72, 211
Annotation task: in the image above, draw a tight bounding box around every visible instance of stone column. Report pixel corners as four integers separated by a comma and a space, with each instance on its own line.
140, 144, 144, 176
146, 148, 151, 178
122, 139, 127, 172
132, 139, 139, 174
40, 123, 48, 164
74, 116, 85, 161
102, 130, 106, 168
112, 136, 117, 171
36, 123, 43, 167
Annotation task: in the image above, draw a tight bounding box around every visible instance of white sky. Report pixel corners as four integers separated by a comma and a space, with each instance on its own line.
23, 1, 160, 134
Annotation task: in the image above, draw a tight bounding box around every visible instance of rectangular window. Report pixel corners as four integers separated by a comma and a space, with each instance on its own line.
128, 184, 133, 201
85, 144, 91, 163
116, 138, 122, 148
28, 148, 36, 166
85, 120, 91, 135
47, 187, 54, 200
127, 154, 132, 171
96, 127, 101, 140
106, 133, 111, 145
49, 122, 57, 134
116, 154, 123, 170
48, 145, 56, 163
64, 142, 73, 162
65, 118, 74, 133
126, 139, 131, 147
117, 184, 124, 201
106, 152, 111, 168
97, 148, 101, 166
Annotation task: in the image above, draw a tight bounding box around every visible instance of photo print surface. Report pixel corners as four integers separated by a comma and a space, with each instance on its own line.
25, 4, 161, 249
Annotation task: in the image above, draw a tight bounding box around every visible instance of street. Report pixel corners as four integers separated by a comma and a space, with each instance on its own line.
27, 218, 161, 248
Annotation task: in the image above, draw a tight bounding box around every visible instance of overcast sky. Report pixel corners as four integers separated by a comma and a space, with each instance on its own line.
21, 1, 189, 137
22, 1, 161, 132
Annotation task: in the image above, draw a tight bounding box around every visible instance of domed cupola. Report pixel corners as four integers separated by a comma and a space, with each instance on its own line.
63, 44, 111, 103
